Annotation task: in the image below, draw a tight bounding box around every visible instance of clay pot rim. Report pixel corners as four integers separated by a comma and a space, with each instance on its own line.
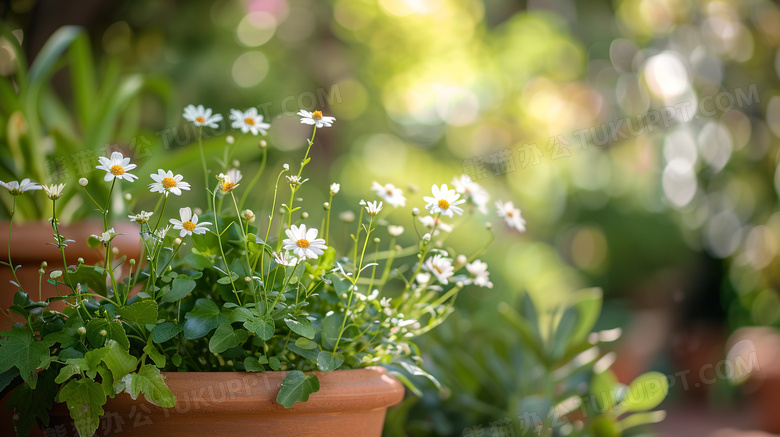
53, 366, 405, 418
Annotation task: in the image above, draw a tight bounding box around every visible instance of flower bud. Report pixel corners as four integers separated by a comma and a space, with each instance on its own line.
112, 247, 119, 255
323, 202, 330, 210
194, 208, 203, 215
77, 327, 87, 335
226, 135, 235, 144
244, 276, 251, 283
124, 193, 132, 201
373, 237, 380, 244
77, 257, 85, 264
339, 211, 356, 223
301, 212, 309, 219
412, 207, 420, 216
242, 209, 256, 223
79, 178, 88, 187
129, 259, 136, 266
41, 261, 48, 268
422, 233, 431, 242
99, 329, 108, 337
174, 238, 183, 246
485, 222, 492, 230
283, 163, 290, 171
456, 254, 467, 265
50, 270, 62, 279
38, 268, 45, 275
259, 140, 267, 149
330, 183, 340, 195
232, 160, 240, 168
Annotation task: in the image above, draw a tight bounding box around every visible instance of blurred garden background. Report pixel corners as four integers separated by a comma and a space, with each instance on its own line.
3, 0, 780, 435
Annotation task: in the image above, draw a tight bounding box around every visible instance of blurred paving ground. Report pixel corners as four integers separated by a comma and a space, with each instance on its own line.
654, 404, 776, 437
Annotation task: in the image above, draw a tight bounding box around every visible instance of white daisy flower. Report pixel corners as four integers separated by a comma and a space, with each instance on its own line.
465, 260, 493, 288
94, 228, 116, 243
183, 104, 223, 128
273, 251, 301, 267
282, 224, 327, 259
41, 183, 65, 200
415, 272, 432, 286
423, 184, 465, 218
169, 207, 212, 237
96, 151, 138, 182
452, 174, 489, 214
286, 175, 308, 187
128, 211, 153, 224
365, 200, 383, 216
419, 215, 453, 233
388, 225, 404, 237
218, 169, 242, 193
371, 182, 406, 208
229, 107, 271, 136
330, 183, 340, 195
423, 254, 455, 284
495, 200, 526, 232
297, 109, 336, 128
149, 169, 191, 196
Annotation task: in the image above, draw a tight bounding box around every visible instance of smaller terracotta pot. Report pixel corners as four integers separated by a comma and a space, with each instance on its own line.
0, 220, 142, 311
728, 327, 780, 434
46, 367, 404, 437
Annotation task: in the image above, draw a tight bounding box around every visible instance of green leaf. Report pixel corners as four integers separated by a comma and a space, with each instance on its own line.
620, 371, 669, 412
101, 340, 138, 381
569, 288, 603, 346
96, 364, 115, 397
55, 363, 83, 384
172, 353, 182, 367
619, 410, 667, 430
85, 319, 129, 349
121, 364, 175, 408
217, 272, 240, 284
551, 307, 578, 362
295, 337, 318, 350
8, 369, 57, 436
56, 377, 106, 437
284, 316, 315, 339
68, 264, 108, 296
209, 323, 249, 354
244, 356, 267, 372
276, 371, 320, 408
287, 343, 319, 361
184, 298, 229, 339
0, 367, 19, 393
244, 315, 274, 341
316, 351, 344, 372
152, 322, 184, 344
117, 300, 158, 325
269, 356, 281, 370
591, 369, 620, 412
144, 337, 166, 368
229, 307, 254, 323
0, 325, 53, 389
162, 278, 196, 303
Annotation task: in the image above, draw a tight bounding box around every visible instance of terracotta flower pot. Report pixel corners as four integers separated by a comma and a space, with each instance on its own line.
44, 367, 404, 437
0, 220, 142, 312
0, 220, 142, 437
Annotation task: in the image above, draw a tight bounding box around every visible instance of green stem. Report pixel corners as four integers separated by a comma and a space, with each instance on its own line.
198, 126, 210, 206
212, 185, 241, 305
6, 197, 20, 289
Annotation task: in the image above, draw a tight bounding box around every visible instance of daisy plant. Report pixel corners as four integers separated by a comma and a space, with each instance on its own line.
0, 105, 522, 437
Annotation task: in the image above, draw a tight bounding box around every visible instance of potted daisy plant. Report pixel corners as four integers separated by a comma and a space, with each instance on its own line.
0, 103, 522, 437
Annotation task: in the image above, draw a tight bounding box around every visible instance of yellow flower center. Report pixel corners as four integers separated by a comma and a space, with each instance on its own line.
438, 199, 449, 209
222, 182, 237, 192
507, 210, 513, 217
312, 110, 323, 120
195, 116, 205, 124
162, 177, 177, 189
386, 188, 393, 195
110, 165, 125, 176
296, 239, 310, 248
182, 221, 197, 231
244, 117, 255, 126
